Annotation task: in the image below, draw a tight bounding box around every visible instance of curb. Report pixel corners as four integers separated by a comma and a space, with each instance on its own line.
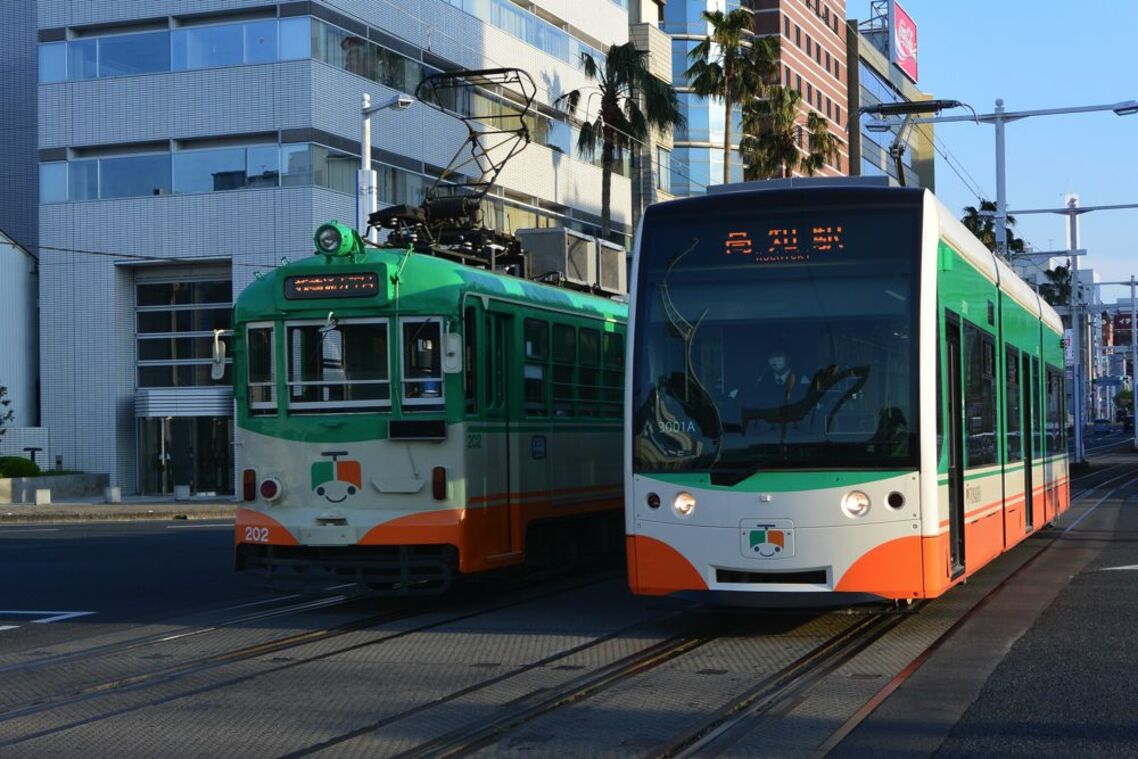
0, 507, 238, 525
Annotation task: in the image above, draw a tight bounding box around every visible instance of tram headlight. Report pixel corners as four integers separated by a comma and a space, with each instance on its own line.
673, 492, 697, 518
313, 221, 356, 257
841, 490, 871, 519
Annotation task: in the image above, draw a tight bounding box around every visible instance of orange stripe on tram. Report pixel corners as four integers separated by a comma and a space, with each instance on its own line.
626, 535, 708, 596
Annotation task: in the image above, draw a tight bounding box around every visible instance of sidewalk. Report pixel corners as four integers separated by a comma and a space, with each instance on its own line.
0, 495, 238, 524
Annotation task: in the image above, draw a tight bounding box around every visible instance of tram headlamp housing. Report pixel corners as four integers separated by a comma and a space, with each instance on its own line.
314, 221, 358, 257
259, 477, 284, 503
673, 492, 697, 518
841, 490, 871, 519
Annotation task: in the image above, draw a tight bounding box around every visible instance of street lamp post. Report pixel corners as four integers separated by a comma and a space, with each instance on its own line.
1086, 277, 1138, 451
863, 98, 1138, 255
358, 93, 415, 243
1011, 200, 1138, 462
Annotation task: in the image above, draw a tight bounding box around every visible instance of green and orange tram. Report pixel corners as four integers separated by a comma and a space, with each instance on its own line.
625, 179, 1069, 603
232, 221, 626, 594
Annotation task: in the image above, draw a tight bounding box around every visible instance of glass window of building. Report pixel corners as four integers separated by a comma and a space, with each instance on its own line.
172, 24, 243, 70
656, 147, 671, 192
98, 31, 170, 78
100, 154, 172, 199
244, 20, 278, 63
39, 163, 68, 203
67, 39, 98, 80
136, 279, 233, 388
38, 43, 67, 83
279, 17, 311, 59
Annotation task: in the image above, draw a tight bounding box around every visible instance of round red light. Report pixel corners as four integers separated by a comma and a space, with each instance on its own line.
260, 479, 280, 500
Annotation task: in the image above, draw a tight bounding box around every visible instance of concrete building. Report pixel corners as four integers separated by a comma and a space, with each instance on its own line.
665, 0, 849, 196
0, 230, 37, 430
848, 1, 935, 188
20, 0, 637, 495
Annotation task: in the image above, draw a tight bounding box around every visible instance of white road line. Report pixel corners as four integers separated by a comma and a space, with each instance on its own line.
216, 594, 302, 612
0, 611, 96, 624
0, 626, 18, 632
164, 523, 231, 529
0, 528, 60, 533
1102, 564, 1138, 571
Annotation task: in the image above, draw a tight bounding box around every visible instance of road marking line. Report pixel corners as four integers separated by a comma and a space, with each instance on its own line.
164, 524, 231, 529
1102, 564, 1138, 571
0, 611, 96, 624
0, 626, 18, 632
0, 529, 60, 533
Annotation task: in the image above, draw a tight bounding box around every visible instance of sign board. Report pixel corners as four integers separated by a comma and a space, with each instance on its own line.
889, 1, 919, 82
1097, 376, 1124, 388
1113, 314, 1133, 346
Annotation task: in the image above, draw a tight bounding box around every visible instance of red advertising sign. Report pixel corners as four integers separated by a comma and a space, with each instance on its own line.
1114, 313, 1134, 345
890, 1, 919, 82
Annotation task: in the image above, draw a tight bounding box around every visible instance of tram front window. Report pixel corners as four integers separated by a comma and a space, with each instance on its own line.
631, 196, 919, 485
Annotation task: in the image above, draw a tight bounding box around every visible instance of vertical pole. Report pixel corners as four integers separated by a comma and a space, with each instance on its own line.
1132, 275, 1137, 450
357, 93, 379, 243
994, 98, 1007, 257
1068, 196, 1084, 463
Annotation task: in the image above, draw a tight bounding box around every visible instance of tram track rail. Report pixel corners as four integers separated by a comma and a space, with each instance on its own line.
0, 571, 621, 750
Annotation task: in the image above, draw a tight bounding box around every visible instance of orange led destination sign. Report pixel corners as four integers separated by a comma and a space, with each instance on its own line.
723, 225, 845, 262
284, 272, 379, 299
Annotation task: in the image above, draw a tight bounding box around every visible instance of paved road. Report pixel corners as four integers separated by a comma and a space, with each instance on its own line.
0, 520, 263, 626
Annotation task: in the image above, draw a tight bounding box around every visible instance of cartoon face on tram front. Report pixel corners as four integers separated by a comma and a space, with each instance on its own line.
311, 453, 363, 504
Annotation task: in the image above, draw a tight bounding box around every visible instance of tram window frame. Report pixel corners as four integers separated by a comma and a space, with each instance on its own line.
1045, 364, 1063, 452
578, 327, 601, 417
552, 323, 576, 417
246, 322, 277, 414
1005, 346, 1022, 463
963, 322, 998, 468
400, 316, 445, 408
601, 331, 624, 418
524, 318, 549, 417
1032, 356, 1043, 457
284, 317, 391, 411
464, 307, 478, 414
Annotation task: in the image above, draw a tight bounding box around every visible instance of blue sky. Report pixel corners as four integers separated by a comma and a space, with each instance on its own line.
846, 1, 1138, 300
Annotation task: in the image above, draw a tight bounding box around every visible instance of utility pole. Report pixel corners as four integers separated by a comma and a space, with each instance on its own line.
1066, 195, 1085, 463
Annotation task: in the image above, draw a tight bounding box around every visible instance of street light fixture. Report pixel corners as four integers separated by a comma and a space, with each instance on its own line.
861, 98, 1138, 255
358, 93, 416, 244
858, 100, 976, 186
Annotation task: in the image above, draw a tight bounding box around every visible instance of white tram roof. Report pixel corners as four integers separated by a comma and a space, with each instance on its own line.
931, 192, 1062, 335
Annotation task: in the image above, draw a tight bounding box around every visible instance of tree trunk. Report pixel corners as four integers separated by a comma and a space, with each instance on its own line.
601, 133, 614, 241
723, 93, 732, 186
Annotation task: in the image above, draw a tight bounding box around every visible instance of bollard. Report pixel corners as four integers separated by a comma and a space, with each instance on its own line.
35, 489, 51, 506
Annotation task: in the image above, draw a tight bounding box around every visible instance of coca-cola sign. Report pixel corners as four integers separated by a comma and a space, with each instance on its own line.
890, 1, 919, 82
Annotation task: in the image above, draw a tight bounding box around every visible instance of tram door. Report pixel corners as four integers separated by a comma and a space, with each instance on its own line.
945, 317, 966, 577
483, 310, 521, 557
1021, 353, 1035, 532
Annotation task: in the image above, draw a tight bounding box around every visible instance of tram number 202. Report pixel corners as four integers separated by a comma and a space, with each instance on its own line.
243, 526, 270, 543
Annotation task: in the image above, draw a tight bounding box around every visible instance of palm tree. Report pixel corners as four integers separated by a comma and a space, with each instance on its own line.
1038, 263, 1072, 307
739, 86, 839, 179
685, 9, 779, 185
558, 42, 684, 240
961, 200, 1025, 254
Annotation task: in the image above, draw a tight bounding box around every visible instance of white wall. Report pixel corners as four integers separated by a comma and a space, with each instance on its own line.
0, 233, 36, 426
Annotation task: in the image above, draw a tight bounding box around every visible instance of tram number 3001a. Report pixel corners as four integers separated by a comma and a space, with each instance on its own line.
244, 526, 270, 543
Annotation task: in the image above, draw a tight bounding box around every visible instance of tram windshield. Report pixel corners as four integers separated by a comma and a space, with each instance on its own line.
631, 194, 919, 484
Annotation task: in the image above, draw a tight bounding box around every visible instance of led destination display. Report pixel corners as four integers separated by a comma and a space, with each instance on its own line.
284, 272, 379, 299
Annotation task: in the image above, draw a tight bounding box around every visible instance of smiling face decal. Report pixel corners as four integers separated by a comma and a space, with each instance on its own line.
749, 528, 786, 558
311, 453, 362, 504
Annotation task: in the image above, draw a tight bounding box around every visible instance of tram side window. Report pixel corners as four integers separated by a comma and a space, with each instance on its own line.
552, 324, 576, 417
1045, 366, 1062, 452
578, 328, 600, 417
602, 332, 624, 418
464, 308, 477, 413
402, 318, 444, 407
247, 324, 276, 414
1032, 357, 1043, 457
1005, 347, 1022, 462
524, 319, 549, 416
964, 323, 997, 467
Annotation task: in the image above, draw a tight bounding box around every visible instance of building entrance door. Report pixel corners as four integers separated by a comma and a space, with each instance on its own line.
138, 416, 233, 496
